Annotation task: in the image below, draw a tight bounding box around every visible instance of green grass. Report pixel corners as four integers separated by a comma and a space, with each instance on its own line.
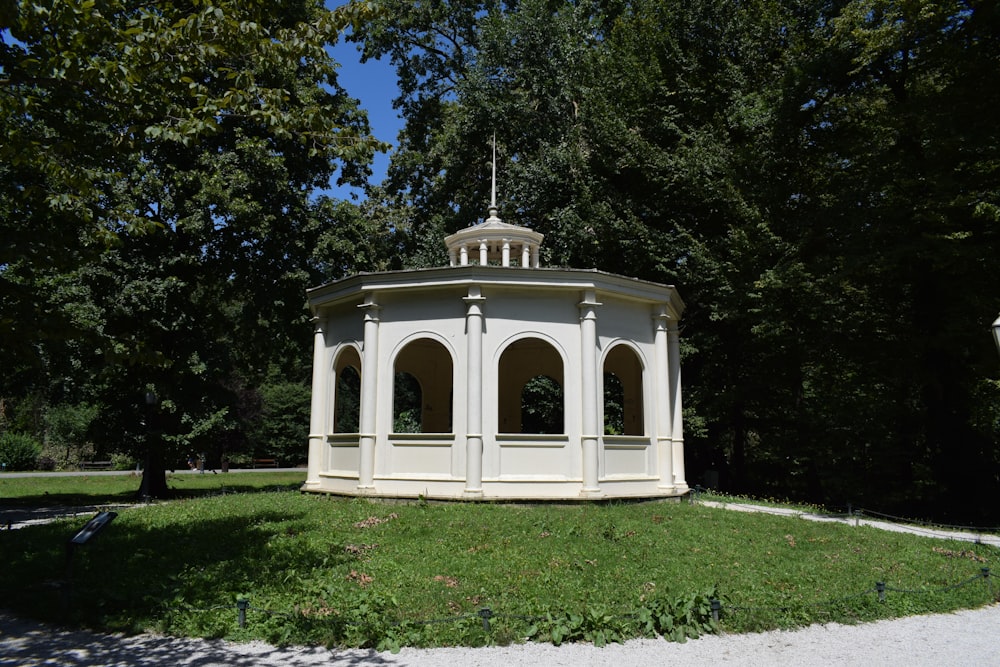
0, 483, 997, 651
0, 471, 308, 507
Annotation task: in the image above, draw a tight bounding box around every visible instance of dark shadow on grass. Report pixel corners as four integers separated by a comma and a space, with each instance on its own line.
0, 501, 361, 648
0, 612, 402, 666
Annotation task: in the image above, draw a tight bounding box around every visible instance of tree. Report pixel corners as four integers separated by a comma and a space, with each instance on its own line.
0, 0, 385, 495
756, 0, 1000, 515
354, 0, 1000, 520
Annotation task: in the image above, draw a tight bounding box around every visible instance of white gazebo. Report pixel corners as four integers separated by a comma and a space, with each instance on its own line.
303, 197, 687, 501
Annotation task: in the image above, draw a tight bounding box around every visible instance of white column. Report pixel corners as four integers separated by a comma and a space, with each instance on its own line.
479, 241, 488, 266
460, 244, 469, 266
652, 308, 675, 491
531, 244, 540, 268
357, 295, 381, 490
668, 319, 688, 491
521, 244, 530, 268
305, 316, 328, 489
579, 289, 602, 496
501, 240, 511, 267
463, 285, 486, 496
448, 248, 457, 266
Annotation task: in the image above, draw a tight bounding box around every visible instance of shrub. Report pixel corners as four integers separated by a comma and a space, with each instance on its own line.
248, 382, 310, 465
43, 402, 99, 467
0, 431, 42, 471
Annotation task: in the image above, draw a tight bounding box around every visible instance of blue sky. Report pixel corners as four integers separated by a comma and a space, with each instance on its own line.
326, 18, 403, 198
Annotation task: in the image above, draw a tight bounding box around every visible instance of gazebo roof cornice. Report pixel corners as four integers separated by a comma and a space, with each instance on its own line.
307, 265, 685, 318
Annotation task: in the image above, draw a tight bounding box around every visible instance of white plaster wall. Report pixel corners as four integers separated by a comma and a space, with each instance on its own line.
307, 267, 684, 501
482, 288, 582, 481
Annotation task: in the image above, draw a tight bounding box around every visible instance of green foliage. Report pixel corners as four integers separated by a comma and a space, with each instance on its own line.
392, 372, 422, 433
603, 373, 625, 435
0, 0, 392, 496
353, 0, 1000, 522
44, 402, 98, 455
248, 381, 310, 464
0, 431, 42, 470
521, 375, 563, 434
334, 367, 361, 434
525, 588, 716, 646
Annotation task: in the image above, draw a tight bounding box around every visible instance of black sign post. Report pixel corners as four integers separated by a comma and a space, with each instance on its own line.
64, 511, 118, 616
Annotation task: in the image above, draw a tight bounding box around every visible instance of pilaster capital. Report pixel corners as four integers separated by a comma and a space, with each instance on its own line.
357, 294, 382, 322
463, 285, 487, 309
577, 289, 602, 319
652, 304, 681, 332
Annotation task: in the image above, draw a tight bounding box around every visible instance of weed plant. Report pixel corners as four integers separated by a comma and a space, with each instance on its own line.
0, 488, 996, 651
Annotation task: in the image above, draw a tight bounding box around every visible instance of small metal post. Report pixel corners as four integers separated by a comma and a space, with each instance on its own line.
711, 599, 721, 623
876, 582, 886, 603
478, 607, 493, 632
62, 543, 77, 618
237, 598, 249, 628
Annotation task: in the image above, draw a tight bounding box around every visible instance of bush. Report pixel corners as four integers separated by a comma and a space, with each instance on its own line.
0, 431, 42, 471
248, 382, 310, 465
43, 402, 99, 467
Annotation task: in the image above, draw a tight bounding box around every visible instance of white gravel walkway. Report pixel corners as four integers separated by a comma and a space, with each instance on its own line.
2, 604, 999, 666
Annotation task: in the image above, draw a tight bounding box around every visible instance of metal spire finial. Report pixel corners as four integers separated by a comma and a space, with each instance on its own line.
490, 133, 498, 213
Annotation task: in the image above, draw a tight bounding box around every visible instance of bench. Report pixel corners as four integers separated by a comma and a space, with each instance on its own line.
80, 460, 113, 471
252, 458, 279, 468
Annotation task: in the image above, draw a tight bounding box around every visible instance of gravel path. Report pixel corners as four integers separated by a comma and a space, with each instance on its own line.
2, 604, 999, 666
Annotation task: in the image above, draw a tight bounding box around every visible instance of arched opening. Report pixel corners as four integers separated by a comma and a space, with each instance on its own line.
333, 348, 361, 434
393, 338, 454, 433
499, 338, 564, 434
393, 372, 422, 433
603, 345, 644, 436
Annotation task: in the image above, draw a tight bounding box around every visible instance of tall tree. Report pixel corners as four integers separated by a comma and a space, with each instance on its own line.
355, 0, 1000, 520
1, 0, 385, 495
759, 0, 1000, 515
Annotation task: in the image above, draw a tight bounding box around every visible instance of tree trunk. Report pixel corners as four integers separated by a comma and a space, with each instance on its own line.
137, 440, 170, 499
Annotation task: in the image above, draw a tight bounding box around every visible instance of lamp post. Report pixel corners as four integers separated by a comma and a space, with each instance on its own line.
992, 314, 1000, 360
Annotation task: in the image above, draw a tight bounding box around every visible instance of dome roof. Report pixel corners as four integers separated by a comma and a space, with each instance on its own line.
444, 205, 544, 268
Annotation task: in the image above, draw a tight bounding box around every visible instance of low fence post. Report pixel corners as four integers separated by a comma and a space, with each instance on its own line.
478, 607, 493, 632
876, 582, 886, 603
711, 599, 721, 623
237, 598, 249, 628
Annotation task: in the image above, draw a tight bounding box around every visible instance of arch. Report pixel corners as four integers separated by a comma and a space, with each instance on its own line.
603, 343, 645, 436
333, 346, 362, 434
392, 336, 454, 433
498, 337, 565, 434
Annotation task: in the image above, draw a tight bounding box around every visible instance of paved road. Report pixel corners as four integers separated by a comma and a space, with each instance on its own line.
0, 468, 303, 478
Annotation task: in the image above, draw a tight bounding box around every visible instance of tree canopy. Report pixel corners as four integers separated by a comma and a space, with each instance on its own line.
0, 0, 387, 492
352, 0, 1000, 521
2, 0, 998, 519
